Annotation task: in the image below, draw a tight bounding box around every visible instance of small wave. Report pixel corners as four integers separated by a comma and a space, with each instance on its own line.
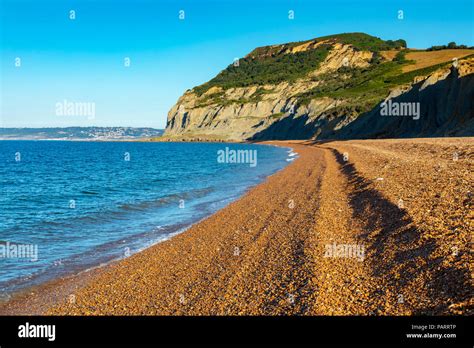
81, 190, 99, 195
118, 187, 215, 212
0, 141, 291, 295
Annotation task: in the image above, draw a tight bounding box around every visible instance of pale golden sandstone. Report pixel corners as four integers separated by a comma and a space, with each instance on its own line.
164, 36, 474, 142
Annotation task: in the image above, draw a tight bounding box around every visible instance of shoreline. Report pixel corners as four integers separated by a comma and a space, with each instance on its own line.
0, 138, 472, 315
0, 141, 294, 315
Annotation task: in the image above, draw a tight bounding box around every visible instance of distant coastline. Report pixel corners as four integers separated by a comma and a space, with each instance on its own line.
0, 127, 164, 141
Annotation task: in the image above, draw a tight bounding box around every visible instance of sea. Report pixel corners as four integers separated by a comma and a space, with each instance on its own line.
0, 141, 293, 297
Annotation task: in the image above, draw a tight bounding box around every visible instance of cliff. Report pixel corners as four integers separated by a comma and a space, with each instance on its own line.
164, 33, 474, 141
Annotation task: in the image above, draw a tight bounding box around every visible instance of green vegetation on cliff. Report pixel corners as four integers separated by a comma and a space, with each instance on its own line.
193, 33, 405, 96
296, 52, 452, 112
167, 32, 473, 141
427, 42, 473, 51
317, 33, 406, 52
189, 33, 470, 118
194, 44, 331, 95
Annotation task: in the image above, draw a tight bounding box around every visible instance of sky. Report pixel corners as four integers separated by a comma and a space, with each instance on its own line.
1, 0, 473, 128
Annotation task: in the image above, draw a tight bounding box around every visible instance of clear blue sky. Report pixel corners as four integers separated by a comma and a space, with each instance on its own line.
1, 0, 473, 128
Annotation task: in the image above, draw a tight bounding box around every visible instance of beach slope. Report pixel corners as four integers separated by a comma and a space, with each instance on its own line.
1, 138, 472, 315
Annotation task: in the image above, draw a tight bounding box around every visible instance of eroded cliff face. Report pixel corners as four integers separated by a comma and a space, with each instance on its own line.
165, 35, 473, 141
333, 59, 474, 139
165, 85, 346, 141
165, 41, 371, 140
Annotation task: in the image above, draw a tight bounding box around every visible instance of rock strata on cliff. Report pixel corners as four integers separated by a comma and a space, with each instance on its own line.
165, 33, 474, 140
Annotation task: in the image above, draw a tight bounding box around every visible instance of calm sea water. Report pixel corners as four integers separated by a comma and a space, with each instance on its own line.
0, 141, 292, 296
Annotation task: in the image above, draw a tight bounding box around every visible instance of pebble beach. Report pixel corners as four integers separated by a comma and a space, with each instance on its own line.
1, 138, 472, 315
